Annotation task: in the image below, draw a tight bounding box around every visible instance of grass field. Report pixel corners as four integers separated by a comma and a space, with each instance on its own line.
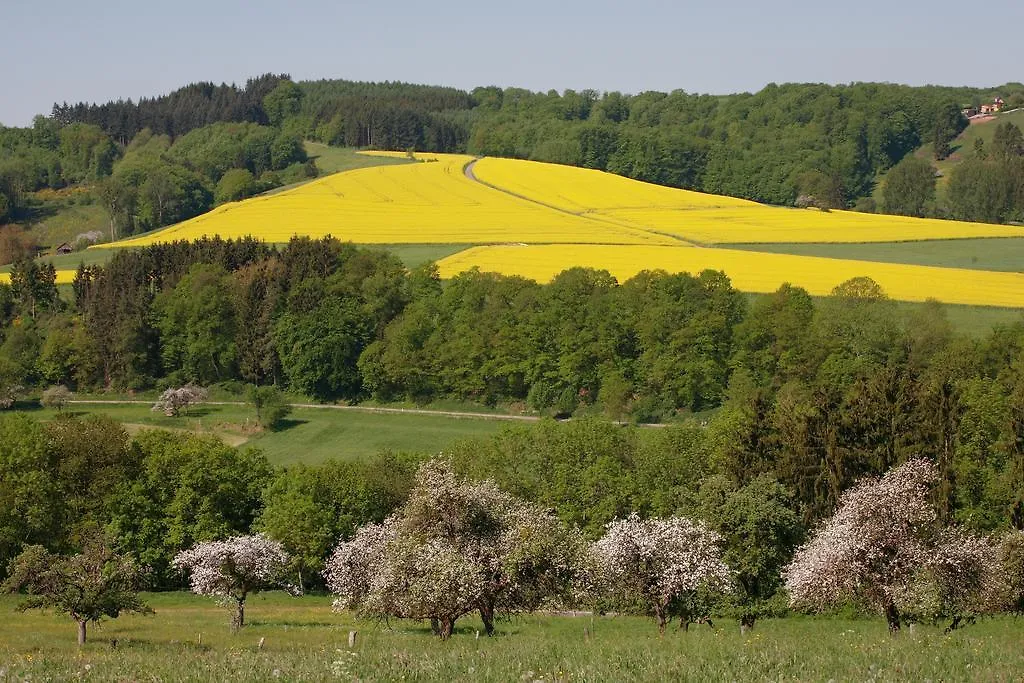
26, 401, 510, 466
437, 244, 1024, 308
305, 142, 415, 175
730, 237, 1024, 272
1, 592, 1021, 681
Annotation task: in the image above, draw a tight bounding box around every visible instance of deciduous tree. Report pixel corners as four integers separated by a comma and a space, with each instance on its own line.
173, 533, 298, 628
2, 533, 151, 645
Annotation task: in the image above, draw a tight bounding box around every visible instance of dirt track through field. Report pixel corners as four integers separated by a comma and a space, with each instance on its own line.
461, 159, 694, 246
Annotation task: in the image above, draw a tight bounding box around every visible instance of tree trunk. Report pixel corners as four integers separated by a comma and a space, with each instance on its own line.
885, 603, 901, 635
655, 605, 667, 636
740, 613, 756, 633
437, 617, 455, 640
233, 598, 246, 630
77, 620, 87, 646
479, 602, 495, 636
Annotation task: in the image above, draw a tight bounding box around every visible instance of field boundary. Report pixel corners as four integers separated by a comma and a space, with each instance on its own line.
65, 400, 670, 428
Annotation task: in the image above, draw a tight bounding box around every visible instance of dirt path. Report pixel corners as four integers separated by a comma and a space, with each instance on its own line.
68, 399, 541, 423
67, 399, 668, 428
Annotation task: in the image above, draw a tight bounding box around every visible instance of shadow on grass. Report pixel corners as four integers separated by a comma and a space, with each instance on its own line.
247, 620, 340, 628
266, 418, 308, 432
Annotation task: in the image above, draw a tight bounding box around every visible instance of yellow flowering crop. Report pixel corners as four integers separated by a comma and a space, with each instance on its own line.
437, 244, 1024, 308
108, 154, 674, 248
472, 158, 1024, 244
0, 271, 77, 285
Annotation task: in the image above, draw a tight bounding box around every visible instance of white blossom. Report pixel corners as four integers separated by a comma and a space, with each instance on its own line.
783, 459, 1002, 632
594, 513, 733, 633
152, 384, 208, 416
172, 533, 297, 627
323, 459, 587, 639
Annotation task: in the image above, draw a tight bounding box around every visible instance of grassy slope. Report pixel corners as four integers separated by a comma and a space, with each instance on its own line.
305, 141, 414, 174
1, 592, 1022, 681
28, 402, 507, 466
733, 239, 1024, 335
730, 238, 1024, 272
869, 109, 1024, 206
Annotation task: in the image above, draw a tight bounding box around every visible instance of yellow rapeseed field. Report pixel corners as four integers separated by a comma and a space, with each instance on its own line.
108, 153, 674, 248
0, 271, 77, 285
436, 244, 1024, 308
472, 158, 1024, 244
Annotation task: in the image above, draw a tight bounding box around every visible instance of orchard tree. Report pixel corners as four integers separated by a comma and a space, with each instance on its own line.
697, 475, 804, 630
324, 459, 587, 639
784, 459, 1002, 634
2, 533, 152, 645
40, 385, 73, 413
152, 384, 208, 416
594, 513, 733, 634
173, 534, 298, 628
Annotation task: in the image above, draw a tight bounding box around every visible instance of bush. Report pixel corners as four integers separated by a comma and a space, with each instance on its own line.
40, 385, 72, 412
247, 385, 291, 431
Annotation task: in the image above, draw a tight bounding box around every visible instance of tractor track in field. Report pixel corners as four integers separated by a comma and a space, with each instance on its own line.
462, 159, 695, 247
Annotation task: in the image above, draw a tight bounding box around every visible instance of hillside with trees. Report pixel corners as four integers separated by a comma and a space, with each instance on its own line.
4, 76, 1023, 264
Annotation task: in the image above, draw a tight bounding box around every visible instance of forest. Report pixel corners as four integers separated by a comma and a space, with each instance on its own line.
4, 75, 1024, 253
1, 235, 1023, 600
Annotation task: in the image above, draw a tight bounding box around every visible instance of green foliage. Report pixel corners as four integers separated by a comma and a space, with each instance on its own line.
2, 532, 151, 644
697, 475, 804, 621
58, 123, 117, 182
262, 81, 304, 128
247, 384, 290, 430
258, 453, 415, 590
274, 295, 370, 401
106, 430, 272, 585
154, 264, 237, 384
0, 414, 60, 576
215, 168, 259, 204
883, 155, 936, 217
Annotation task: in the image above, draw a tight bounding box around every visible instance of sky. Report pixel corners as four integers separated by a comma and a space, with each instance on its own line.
3, 0, 1022, 126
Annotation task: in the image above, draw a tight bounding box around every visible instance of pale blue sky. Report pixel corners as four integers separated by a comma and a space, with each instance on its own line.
3, 0, 1021, 126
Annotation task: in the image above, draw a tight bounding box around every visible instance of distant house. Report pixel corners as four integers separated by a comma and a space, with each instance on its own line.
978, 97, 1005, 116
54, 242, 73, 255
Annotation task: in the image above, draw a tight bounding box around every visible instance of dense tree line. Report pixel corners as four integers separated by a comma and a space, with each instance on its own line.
1, 237, 1023, 585
0, 77, 310, 239
45, 76, 1024, 212
50, 74, 289, 143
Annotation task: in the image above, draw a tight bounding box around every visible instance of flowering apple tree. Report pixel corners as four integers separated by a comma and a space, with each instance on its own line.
784, 459, 1003, 633
173, 533, 298, 628
594, 513, 733, 634
152, 384, 208, 417
324, 459, 587, 639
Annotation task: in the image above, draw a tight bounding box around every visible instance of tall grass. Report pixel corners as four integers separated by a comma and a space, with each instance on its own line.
1, 592, 1021, 681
